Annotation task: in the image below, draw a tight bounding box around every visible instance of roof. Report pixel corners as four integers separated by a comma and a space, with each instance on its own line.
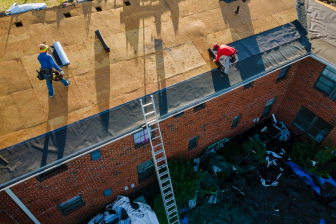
0, 0, 300, 188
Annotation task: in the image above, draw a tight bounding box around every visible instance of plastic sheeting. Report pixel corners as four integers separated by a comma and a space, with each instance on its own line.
53, 42, 70, 67
5, 3, 47, 15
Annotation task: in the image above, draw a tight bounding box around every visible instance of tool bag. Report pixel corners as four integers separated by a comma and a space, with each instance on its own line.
37, 69, 63, 82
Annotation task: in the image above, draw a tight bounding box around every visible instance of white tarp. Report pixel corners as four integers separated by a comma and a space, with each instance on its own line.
6, 3, 47, 15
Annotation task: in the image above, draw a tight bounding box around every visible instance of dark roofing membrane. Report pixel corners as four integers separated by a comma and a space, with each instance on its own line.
0, 21, 311, 188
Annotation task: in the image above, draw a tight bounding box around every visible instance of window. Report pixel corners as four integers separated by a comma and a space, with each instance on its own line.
231, 115, 241, 128
293, 107, 333, 143
57, 195, 85, 217
90, 150, 101, 161
194, 103, 205, 112
133, 126, 153, 148
173, 111, 184, 118
188, 136, 198, 150
137, 159, 154, 182
36, 164, 68, 182
244, 82, 253, 89
261, 97, 276, 118
103, 188, 112, 197
314, 66, 336, 99
276, 66, 290, 82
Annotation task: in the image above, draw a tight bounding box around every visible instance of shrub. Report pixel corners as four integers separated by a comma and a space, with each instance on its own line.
168, 154, 205, 207
242, 139, 266, 163
291, 141, 319, 167
153, 194, 168, 224
218, 141, 241, 163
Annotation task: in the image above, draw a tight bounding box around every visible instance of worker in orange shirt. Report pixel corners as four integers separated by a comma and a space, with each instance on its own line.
212, 44, 239, 76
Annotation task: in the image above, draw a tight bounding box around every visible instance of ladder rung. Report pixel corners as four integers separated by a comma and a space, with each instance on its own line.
145, 111, 155, 116
149, 128, 158, 132
155, 149, 163, 155
160, 171, 169, 177
162, 177, 170, 183
169, 214, 178, 219
165, 197, 174, 203
168, 209, 177, 216
153, 143, 162, 148
171, 220, 179, 224
158, 164, 167, 171
164, 190, 172, 197
152, 136, 161, 140
162, 184, 171, 191
157, 157, 165, 163
147, 119, 157, 124
143, 102, 153, 107
166, 203, 175, 210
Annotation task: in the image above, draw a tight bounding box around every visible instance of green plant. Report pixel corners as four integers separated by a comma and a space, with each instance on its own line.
216, 171, 229, 180
291, 141, 319, 167
314, 143, 336, 164
242, 139, 266, 163
153, 194, 168, 224
218, 141, 241, 163
168, 154, 205, 207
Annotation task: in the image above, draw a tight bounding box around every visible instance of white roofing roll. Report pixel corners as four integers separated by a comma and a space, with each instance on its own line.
54, 42, 70, 66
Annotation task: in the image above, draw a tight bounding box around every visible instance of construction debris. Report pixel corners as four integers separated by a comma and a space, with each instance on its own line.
184, 117, 336, 224
5, 3, 47, 15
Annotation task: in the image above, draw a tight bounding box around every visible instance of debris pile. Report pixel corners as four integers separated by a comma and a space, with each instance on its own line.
184, 116, 336, 224
88, 196, 159, 224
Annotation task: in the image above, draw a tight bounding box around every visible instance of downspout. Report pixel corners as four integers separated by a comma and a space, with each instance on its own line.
297, 0, 300, 22
5, 188, 40, 224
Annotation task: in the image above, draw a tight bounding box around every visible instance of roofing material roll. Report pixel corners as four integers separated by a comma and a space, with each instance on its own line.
95, 29, 110, 52
53, 42, 70, 67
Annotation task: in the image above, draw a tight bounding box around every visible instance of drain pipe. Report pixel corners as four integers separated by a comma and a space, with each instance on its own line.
5, 188, 40, 224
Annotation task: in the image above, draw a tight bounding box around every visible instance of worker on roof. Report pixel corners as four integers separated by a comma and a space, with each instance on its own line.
212, 44, 239, 76
38, 44, 70, 98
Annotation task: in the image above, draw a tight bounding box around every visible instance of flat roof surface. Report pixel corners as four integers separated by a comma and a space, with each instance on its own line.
0, 0, 297, 150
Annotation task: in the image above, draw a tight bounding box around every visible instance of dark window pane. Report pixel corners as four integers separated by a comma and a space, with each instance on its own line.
232, 115, 241, 127
188, 137, 198, 150
297, 107, 316, 123
307, 126, 330, 143
194, 103, 205, 112
312, 117, 333, 131
137, 159, 154, 182
293, 116, 311, 131
322, 66, 336, 81
277, 67, 289, 80
315, 81, 333, 94
57, 195, 85, 216
90, 150, 101, 161
318, 76, 336, 89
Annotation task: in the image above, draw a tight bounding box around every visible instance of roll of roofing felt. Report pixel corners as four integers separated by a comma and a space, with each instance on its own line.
95, 29, 110, 52
53, 42, 70, 67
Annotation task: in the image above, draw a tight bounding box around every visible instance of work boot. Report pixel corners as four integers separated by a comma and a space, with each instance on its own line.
220, 73, 228, 78
66, 79, 71, 87
50, 92, 56, 98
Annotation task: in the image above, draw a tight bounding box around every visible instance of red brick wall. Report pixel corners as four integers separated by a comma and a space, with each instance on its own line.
1, 58, 334, 224
274, 57, 336, 144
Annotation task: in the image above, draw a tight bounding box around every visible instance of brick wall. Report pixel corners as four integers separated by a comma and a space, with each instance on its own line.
274, 57, 336, 144
1, 57, 335, 224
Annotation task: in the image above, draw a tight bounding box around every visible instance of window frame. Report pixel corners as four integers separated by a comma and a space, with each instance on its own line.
36, 164, 68, 182
314, 67, 336, 99
188, 136, 198, 150
137, 159, 155, 183
276, 66, 290, 82
261, 97, 276, 118
57, 195, 85, 217
292, 107, 333, 143
194, 103, 205, 112
90, 150, 101, 161
231, 115, 241, 128
244, 82, 254, 90
133, 126, 153, 148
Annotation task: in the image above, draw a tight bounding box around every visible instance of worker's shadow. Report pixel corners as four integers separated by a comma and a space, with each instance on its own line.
94, 35, 111, 133
40, 69, 69, 167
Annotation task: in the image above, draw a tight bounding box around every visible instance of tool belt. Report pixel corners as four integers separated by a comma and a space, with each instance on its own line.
37, 69, 63, 82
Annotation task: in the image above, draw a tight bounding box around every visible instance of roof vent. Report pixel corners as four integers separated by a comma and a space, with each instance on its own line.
124, 1, 131, 6
15, 22, 23, 27
96, 7, 102, 12
64, 13, 71, 18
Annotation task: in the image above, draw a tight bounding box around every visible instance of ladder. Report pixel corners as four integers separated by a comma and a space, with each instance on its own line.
140, 95, 180, 224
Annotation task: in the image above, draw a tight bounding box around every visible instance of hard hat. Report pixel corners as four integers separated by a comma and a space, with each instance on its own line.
213, 44, 219, 50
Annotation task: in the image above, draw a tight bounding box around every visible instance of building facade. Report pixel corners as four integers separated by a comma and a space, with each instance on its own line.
1, 56, 336, 224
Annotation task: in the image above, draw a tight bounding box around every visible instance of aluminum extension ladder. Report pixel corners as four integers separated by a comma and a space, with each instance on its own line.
140, 95, 180, 224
